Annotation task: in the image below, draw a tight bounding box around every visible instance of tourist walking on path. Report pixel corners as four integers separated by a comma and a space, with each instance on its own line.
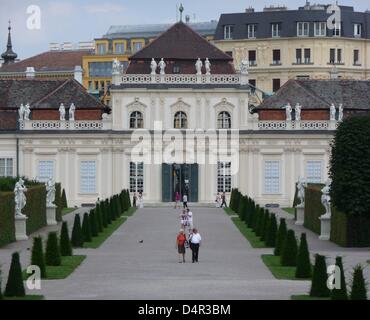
220, 192, 227, 208
133, 193, 137, 208
176, 229, 187, 263
138, 192, 144, 208
215, 193, 221, 208
183, 194, 188, 209
187, 208, 193, 231
180, 210, 188, 230
189, 228, 202, 263
174, 192, 181, 209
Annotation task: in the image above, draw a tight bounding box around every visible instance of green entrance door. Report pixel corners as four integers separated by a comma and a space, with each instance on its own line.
162, 163, 198, 202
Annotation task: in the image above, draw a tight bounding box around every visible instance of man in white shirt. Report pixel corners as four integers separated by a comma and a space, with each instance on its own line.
183, 194, 188, 209
189, 228, 202, 263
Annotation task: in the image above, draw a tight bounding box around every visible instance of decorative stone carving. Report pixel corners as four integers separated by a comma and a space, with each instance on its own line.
150, 58, 157, 75
24, 104, 31, 120
338, 104, 344, 122
330, 104, 336, 121
59, 103, 66, 121
205, 58, 211, 75
18, 104, 25, 120
295, 103, 301, 121
282, 103, 292, 121
158, 58, 166, 75
297, 177, 307, 207
321, 179, 332, 218
69, 103, 76, 121
112, 58, 122, 75
46, 178, 56, 207
240, 59, 249, 75
14, 178, 27, 218
195, 58, 203, 75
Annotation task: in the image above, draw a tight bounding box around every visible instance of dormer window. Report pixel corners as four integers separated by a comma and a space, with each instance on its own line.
354, 24, 362, 37
173, 65, 181, 74
297, 22, 309, 37
224, 25, 234, 40
333, 23, 341, 36
247, 24, 257, 38
272, 23, 281, 38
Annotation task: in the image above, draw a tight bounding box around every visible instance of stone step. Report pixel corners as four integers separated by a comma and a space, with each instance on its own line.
138, 202, 218, 208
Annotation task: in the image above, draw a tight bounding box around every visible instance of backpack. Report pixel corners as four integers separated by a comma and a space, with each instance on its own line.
177, 234, 186, 246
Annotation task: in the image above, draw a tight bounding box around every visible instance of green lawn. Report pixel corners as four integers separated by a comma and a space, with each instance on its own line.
291, 295, 330, 300
231, 217, 268, 248
262, 254, 311, 280
367, 260, 370, 264
23, 255, 86, 280
122, 207, 137, 217
282, 208, 295, 215
62, 208, 77, 216
3, 295, 45, 300
224, 207, 237, 216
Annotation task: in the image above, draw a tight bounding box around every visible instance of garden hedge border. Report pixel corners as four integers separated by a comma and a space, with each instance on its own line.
303, 184, 325, 235
0, 192, 16, 247
24, 185, 47, 235
55, 183, 62, 222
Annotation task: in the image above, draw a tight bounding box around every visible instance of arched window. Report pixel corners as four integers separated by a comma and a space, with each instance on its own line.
130, 111, 143, 129
174, 111, 187, 129
217, 111, 231, 129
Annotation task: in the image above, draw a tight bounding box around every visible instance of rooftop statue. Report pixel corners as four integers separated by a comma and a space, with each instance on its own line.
282, 103, 292, 121
205, 58, 211, 75
150, 58, 157, 75
158, 58, 166, 75
195, 58, 203, 75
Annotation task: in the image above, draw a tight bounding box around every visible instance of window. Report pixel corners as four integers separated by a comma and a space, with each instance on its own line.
354, 49, 360, 65
333, 23, 341, 36
225, 51, 233, 58
330, 49, 336, 64
89, 62, 112, 77
173, 65, 181, 74
224, 25, 234, 39
80, 161, 96, 194
272, 79, 281, 92
354, 24, 362, 37
217, 111, 231, 129
106, 81, 111, 96
217, 162, 231, 193
306, 160, 322, 183
314, 22, 326, 36
174, 111, 187, 129
264, 160, 280, 194
130, 162, 144, 193
247, 24, 257, 38
296, 49, 302, 64
329, 48, 343, 64
272, 49, 281, 65
297, 22, 309, 37
38, 160, 54, 183
337, 49, 342, 63
248, 50, 256, 66
130, 111, 144, 129
249, 79, 256, 93
272, 23, 281, 38
0, 158, 13, 177
304, 48, 311, 63
97, 43, 106, 55
114, 42, 125, 54
94, 81, 99, 90
88, 81, 93, 91
132, 42, 143, 53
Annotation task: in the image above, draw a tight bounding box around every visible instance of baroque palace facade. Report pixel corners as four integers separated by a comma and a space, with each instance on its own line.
1, 21, 369, 207
213, 3, 370, 103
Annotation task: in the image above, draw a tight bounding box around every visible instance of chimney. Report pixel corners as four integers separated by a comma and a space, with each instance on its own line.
49, 43, 61, 51
26, 67, 36, 79
74, 65, 83, 84
62, 42, 73, 50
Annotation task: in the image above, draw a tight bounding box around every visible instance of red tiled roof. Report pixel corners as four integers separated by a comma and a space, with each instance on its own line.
0, 50, 91, 73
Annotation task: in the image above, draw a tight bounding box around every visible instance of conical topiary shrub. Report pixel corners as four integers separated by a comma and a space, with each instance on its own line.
60, 221, 73, 257
256, 208, 264, 237
265, 214, 278, 247
350, 265, 368, 300
310, 254, 330, 297
281, 230, 298, 266
61, 188, 68, 208
82, 212, 92, 243
31, 236, 47, 278
260, 210, 270, 242
106, 200, 112, 225
71, 214, 84, 248
45, 232, 61, 266
89, 210, 98, 237
331, 256, 348, 300
95, 203, 103, 232
295, 233, 311, 279
274, 218, 287, 256
5, 252, 25, 297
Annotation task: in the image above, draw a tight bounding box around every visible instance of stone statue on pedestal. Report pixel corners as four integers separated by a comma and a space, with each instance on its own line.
321, 179, 332, 218
330, 104, 336, 121
195, 58, 203, 75
59, 103, 66, 121
14, 178, 27, 218
24, 104, 31, 120
295, 103, 302, 121
18, 104, 25, 120
112, 58, 122, 74
69, 103, 76, 121
282, 103, 292, 121
240, 59, 249, 75
297, 177, 307, 207
205, 58, 211, 75
158, 58, 166, 75
150, 58, 157, 75
46, 178, 56, 207
338, 104, 344, 122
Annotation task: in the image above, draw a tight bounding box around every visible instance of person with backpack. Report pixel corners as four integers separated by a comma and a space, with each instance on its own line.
176, 229, 187, 263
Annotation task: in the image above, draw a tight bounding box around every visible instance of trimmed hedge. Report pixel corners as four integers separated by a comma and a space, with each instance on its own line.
303, 184, 325, 235
24, 185, 47, 236
55, 183, 63, 222
0, 192, 15, 247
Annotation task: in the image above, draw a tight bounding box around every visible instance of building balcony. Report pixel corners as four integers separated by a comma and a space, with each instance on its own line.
254, 119, 339, 131
19, 119, 112, 131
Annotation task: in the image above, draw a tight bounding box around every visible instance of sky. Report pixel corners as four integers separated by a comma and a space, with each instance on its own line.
0, 0, 369, 59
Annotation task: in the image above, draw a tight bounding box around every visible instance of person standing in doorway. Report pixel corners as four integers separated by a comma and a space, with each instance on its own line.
220, 192, 227, 208
189, 228, 202, 263
183, 193, 188, 209
176, 229, 187, 263
174, 192, 181, 209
